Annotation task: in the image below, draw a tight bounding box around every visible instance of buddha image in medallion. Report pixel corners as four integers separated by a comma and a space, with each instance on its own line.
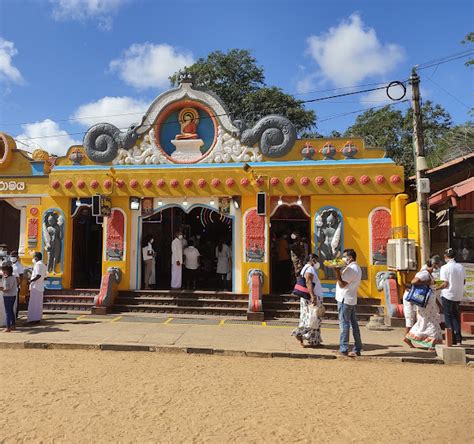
176, 108, 200, 140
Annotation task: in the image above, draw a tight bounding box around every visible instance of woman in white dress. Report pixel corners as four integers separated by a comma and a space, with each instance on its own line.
291, 254, 324, 347
216, 240, 231, 291
405, 256, 443, 350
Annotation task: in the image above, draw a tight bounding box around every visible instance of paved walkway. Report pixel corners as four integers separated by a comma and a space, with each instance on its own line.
1, 312, 473, 363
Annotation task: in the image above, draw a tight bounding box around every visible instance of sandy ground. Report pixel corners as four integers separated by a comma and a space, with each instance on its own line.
0, 350, 472, 443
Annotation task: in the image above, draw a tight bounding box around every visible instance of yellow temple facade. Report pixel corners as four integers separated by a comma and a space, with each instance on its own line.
0, 78, 418, 311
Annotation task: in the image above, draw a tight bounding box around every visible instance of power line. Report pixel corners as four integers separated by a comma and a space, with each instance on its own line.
318, 100, 409, 123
416, 50, 474, 71
14, 96, 409, 145
1, 80, 406, 128
3, 49, 472, 130
425, 77, 472, 110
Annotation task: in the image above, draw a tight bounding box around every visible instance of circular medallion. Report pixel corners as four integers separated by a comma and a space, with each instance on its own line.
154, 100, 217, 164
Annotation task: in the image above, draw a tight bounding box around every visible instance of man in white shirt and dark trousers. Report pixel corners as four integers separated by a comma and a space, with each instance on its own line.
438, 248, 466, 345
334, 249, 363, 357
183, 240, 200, 290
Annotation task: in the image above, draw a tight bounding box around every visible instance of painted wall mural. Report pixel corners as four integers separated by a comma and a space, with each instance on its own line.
42, 209, 64, 274
315, 206, 343, 279
370, 208, 391, 265
245, 209, 265, 262
106, 209, 125, 261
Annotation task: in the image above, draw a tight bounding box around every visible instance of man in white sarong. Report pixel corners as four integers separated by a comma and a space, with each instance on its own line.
27, 251, 47, 323
171, 230, 183, 289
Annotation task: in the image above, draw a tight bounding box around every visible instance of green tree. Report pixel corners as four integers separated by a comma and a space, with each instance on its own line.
170, 49, 316, 134
345, 101, 453, 175
462, 32, 474, 66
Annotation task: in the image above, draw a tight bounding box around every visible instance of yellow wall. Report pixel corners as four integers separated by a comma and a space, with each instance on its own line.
311, 194, 393, 298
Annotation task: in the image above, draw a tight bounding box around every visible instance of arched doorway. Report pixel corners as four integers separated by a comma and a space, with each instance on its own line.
141, 205, 233, 290
71, 206, 103, 288
0, 200, 20, 252
270, 202, 310, 294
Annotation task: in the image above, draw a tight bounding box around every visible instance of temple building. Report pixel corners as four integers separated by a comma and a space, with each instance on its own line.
0, 77, 419, 317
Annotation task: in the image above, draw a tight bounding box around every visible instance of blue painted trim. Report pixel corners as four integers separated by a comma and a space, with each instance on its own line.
41, 207, 66, 288
53, 158, 394, 172
44, 276, 63, 290
321, 283, 336, 298
31, 161, 45, 176
136, 203, 235, 291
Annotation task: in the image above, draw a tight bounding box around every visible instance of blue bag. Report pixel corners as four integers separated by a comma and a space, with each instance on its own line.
405, 284, 432, 308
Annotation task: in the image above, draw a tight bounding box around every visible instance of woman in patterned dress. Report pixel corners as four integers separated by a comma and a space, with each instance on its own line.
405, 256, 444, 350
292, 254, 324, 347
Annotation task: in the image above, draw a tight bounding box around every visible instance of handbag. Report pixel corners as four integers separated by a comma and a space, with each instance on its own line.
405, 284, 432, 308
308, 305, 319, 329
292, 276, 314, 300
316, 299, 326, 317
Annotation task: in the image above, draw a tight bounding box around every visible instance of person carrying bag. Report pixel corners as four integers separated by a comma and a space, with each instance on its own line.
291, 254, 325, 347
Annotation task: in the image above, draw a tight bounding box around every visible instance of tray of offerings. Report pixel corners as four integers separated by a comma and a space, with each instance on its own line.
323, 259, 345, 268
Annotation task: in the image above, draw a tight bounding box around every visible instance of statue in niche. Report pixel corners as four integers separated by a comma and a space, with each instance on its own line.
316, 209, 342, 279
43, 211, 64, 273
176, 108, 199, 140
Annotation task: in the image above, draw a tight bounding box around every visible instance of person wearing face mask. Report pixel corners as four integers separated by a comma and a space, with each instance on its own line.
171, 230, 184, 289
405, 256, 444, 350
27, 252, 47, 323
437, 248, 466, 346
10, 251, 24, 318
291, 254, 324, 347
334, 249, 363, 357
0, 263, 17, 332
142, 235, 156, 290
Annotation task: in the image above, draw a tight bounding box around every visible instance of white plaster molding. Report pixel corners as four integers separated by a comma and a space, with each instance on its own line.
114, 126, 262, 165
136, 83, 239, 136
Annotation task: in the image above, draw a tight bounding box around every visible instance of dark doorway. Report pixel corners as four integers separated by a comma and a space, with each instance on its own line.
270, 204, 310, 294
141, 206, 233, 290
0, 200, 20, 252
72, 206, 103, 288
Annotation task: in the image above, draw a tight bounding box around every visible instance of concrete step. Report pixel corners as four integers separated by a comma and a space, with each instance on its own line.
42, 291, 97, 313
44, 289, 99, 297
116, 296, 248, 308
44, 295, 96, 303
461, 312, 474, 323
118, 291, 248, 301
461, 321, 474, 335
43, 301, 93, 312
113, 304, 247, 317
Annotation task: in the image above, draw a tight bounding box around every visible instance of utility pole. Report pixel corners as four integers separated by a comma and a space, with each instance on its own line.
410, 68, 431, 264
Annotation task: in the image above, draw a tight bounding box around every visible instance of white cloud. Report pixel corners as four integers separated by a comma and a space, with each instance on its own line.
109, 43, 194, 89
49, 0, 127, 30
0, 38, 24, 84
72, 96, 148, 129
302, 14, 405, 88
16, 119, 80, 156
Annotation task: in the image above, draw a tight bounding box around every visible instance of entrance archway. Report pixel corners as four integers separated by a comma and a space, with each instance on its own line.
270, 202, 310, 294
140, 205, 233, 290
0, 200, 20, 251
71, 206, 103, 288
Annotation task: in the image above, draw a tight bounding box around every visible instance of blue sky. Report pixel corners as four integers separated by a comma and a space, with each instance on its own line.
0, 0, 472, 155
